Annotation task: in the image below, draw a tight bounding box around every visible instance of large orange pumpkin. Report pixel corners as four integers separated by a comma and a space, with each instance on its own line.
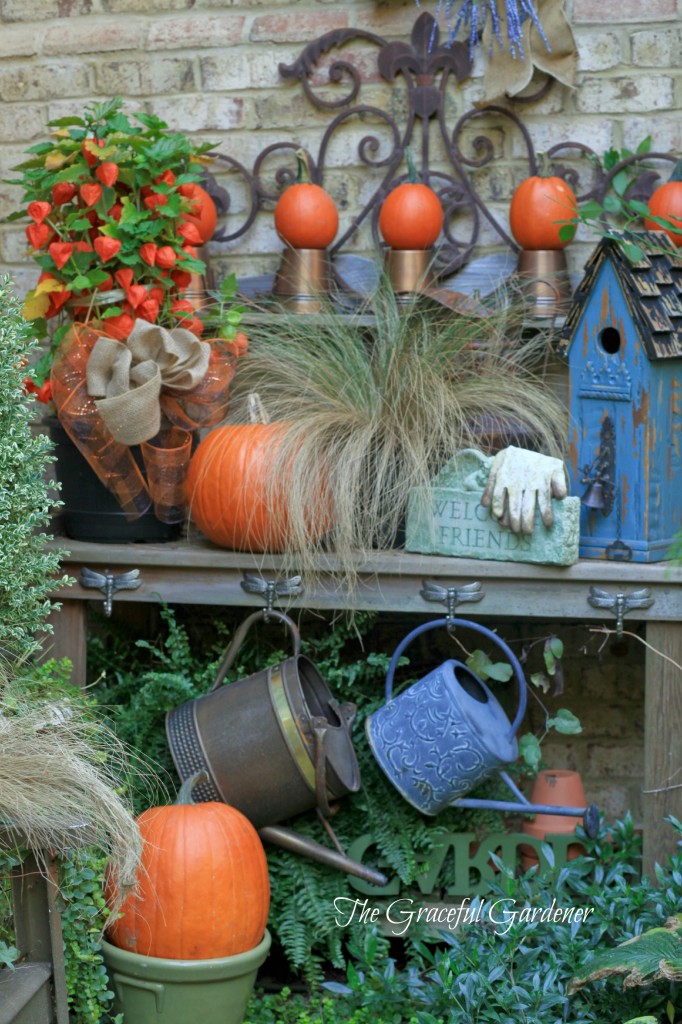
509, 170, 577, 250
643, 160, 682, 246
274, 149, 338, 250
106, 773, 270, 960
186, 421, 330, 552
379, 182, 443, 250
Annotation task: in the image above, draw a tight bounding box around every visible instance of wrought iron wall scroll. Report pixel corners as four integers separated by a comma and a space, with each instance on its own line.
208, 12, 676, 280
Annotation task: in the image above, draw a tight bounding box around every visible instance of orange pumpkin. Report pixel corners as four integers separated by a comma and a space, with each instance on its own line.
274, 149, 338, 250
643, 160, 682, 247
509, 169, 577, 250
180, 183, 218, 244
379, 182, 443, 250
106, 773, 270, 960
186, 420, 331, 552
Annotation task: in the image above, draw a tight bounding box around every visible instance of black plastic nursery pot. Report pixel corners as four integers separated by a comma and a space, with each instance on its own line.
46, 416, 182, 544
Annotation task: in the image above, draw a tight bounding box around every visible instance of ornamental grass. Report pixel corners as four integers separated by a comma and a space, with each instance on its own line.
225, 281, 568, 587
0, 662, 142, 907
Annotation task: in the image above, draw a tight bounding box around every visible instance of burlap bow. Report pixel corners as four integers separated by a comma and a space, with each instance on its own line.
51, 322, 241, 523
86, 320, 211, 445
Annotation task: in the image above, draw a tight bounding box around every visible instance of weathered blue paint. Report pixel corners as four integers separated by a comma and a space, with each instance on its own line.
563, 249, 682, 562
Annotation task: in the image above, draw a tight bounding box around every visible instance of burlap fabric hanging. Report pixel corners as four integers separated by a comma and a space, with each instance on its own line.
478, 0, 578, 105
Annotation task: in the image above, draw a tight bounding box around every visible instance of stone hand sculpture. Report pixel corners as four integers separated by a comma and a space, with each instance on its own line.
480, 446, 569, 535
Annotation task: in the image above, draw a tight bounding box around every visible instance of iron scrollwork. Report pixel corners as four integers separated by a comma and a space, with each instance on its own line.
206, 12, 677, 282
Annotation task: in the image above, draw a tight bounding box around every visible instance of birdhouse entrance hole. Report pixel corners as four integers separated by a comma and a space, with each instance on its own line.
599, 326, 621, 355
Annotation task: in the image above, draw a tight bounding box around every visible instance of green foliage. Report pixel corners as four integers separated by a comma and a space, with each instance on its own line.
58, 849, 119, 1024
90, 606, 527, 981
559, 139, 681, 262
203, 272, 248, 342
466, 639, 580, 771
570, 916, 682, 993
0, 846, 20, 971
242, 815, 682, 1023
0, 276, 68, 654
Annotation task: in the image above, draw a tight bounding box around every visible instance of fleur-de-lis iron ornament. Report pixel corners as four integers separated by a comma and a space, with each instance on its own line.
206, 11, 676, 281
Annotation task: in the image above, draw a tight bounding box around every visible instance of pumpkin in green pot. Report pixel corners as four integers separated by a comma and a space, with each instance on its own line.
106, 772, 270, 960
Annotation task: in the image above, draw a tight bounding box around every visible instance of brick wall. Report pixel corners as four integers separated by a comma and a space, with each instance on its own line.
1, 0, 679, 824
1, 0, 680, 291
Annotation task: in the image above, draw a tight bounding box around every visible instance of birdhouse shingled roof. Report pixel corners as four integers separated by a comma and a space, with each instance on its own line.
559, 230, 682, 361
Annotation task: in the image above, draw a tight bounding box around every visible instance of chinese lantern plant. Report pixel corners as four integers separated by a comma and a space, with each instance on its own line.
4, 96, 216, 394
106, 771, 270, 960
510, 154, 578, 250
379, 150, 443, 250
274, 148, 339, 250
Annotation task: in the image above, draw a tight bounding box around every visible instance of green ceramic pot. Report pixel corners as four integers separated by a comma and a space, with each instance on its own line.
101, 930, 271, 1024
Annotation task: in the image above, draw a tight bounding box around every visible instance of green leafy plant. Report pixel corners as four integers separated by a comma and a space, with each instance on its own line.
0, 845, 20, 972
4, 96, 214, 392
284, 816, 681, 1023
0, 275, 68, 654
58, 849, 121, 1024
570, 915, 682, 993
558, 139, 682, 262
464, 638, 581, 773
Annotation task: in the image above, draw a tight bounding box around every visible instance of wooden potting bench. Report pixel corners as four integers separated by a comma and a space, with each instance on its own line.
46, 537, 682, 878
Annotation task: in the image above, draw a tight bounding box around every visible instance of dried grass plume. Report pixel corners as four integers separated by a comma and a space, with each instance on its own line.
0, 666, 142, 907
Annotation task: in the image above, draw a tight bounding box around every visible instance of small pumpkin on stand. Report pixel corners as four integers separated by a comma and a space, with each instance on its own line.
273, 148, 339, 310
378, 149, 443, 294
509, 155, 577, 317
274, 148, 339, 250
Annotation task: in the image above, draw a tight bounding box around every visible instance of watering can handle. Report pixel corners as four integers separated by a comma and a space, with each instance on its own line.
384, 617, 527, 740
210, 608, 301, 691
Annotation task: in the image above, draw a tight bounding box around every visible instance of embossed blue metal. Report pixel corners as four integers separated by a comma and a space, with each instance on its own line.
366, 617, 528, 815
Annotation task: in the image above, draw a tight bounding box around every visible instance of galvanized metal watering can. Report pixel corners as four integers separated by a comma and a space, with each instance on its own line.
366, 617, 599, 835
166, 608, 388, 885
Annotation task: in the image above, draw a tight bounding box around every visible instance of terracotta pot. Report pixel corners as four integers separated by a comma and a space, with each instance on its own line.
520, 769, 587, 871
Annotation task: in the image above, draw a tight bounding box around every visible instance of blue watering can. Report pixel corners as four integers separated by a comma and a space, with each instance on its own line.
366, 618, 599, 836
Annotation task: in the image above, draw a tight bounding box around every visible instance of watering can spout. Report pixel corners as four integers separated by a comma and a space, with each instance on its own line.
259, 826, 388, 887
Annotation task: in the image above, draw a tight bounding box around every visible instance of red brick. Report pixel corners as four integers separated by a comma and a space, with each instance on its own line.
250, 11, 349, 44
43, 19, 144, 55
573, 0, 677, 21
147, 15, 246, 50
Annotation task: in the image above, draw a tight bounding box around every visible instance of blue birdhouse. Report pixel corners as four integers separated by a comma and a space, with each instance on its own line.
559, 231, 682, 562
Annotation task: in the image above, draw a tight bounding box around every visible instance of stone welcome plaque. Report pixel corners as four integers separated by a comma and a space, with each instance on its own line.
406, 450, 580, 566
